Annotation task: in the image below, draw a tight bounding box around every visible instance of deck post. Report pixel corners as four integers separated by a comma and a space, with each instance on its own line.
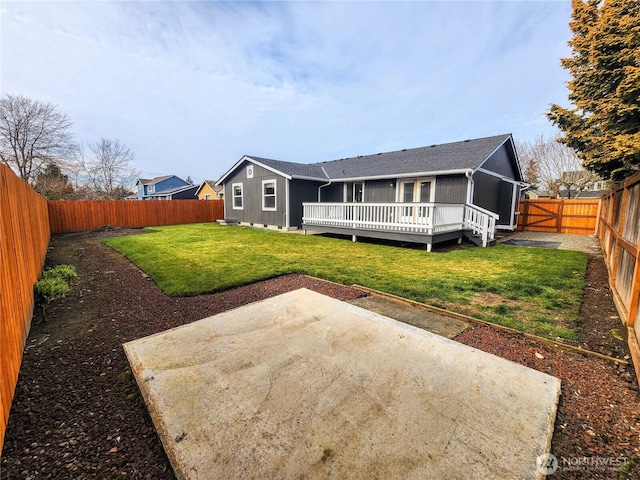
352, 235, 357, 242
426, 243, 432, 252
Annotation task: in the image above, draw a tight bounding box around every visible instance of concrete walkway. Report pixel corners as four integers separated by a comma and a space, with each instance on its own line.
497, 231, 601, 254
349, 295, 469, 339
125, 289, 560, 480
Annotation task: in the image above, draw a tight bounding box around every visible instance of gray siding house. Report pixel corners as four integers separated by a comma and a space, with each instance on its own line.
216, 134, 524, 250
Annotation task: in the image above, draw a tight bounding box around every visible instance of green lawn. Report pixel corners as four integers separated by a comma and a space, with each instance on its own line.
103, 223, 588, 340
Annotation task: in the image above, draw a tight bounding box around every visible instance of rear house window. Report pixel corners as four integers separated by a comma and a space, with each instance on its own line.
232, 183, 243, 209
262, 180, 276, 211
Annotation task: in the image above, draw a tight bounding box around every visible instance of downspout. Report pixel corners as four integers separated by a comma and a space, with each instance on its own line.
465, 169, 474, 205
318, 180, 332, 201
317, 166, 331, 202
464, 169, 475, 239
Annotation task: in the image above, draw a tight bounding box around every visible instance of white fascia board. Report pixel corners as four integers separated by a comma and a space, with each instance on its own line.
215, 157, 247, 186
475, 135, 510, 172
508, 135, 525, 180
476, 167, 528, 187
334, 169, 471, 182
194, 182, 207, 197
216, 155, 290, 184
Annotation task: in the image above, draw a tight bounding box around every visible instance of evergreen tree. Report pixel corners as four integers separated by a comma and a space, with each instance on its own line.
33, 161, 74, 200
547, 0, 640, 182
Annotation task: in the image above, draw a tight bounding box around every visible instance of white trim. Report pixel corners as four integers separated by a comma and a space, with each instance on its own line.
262, 179, 277, 211
232, 182, 243, 210
341, 182, 366, 202
509, 181, 519, 230
466, 170, 475, 204
474, 135, 524, 183
476, 167, 525, 185
474, 136, 511, 173
354, 182, 364, 202
222, 184, 227, 218
285, 179, 290, 228
217, 156, 295, 185
396, 177, 435, 202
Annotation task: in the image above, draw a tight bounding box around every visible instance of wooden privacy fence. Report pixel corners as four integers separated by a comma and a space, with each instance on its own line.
597, 172, 640, 380
517, 198, 600, 235
2, 187, 224, 450
0, 164, 51, 448
49, 199, 224, 233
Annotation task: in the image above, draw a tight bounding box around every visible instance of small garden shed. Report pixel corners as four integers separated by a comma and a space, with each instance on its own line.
216, 134, 524, 250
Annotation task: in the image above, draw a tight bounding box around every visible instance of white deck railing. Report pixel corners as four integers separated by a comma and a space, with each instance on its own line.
302, 202, 498, 246
464, 203, 498, 247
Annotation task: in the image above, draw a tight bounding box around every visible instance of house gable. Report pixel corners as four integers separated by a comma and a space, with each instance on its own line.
221, 159, 290, 227
136, 175, 190, 199
196, 180, 223, 199
475, 136, 523, 181
216, 155, 327, 186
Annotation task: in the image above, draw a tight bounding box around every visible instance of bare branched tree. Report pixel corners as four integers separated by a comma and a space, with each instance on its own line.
517, 133, 603, 198
0, 94, 76, 183
81, 138, 141, 199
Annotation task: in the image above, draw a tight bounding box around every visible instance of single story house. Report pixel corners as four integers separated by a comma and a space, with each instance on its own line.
196, 180, 224, 200
136, 175, 193, 200
216, 134, 525, 251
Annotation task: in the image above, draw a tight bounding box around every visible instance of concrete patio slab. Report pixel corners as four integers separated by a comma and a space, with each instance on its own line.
124, 288, 561, 480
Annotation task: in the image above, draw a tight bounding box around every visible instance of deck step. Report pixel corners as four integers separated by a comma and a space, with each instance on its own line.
463, 230, 496, 247
217, 218, 239, 226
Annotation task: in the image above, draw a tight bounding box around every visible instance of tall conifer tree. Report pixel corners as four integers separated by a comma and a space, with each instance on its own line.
547, 0, 640, 181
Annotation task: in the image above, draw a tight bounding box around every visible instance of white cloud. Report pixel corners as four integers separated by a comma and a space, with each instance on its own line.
0, 0, 572, 181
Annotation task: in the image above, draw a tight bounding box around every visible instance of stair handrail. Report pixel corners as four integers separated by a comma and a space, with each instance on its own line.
464, 203, 499, 247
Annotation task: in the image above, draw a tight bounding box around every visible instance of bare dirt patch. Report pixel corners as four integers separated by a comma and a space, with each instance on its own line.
1, 229, 638, 479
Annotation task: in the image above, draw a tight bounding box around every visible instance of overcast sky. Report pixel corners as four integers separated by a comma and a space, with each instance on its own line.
1, 1, 573, 183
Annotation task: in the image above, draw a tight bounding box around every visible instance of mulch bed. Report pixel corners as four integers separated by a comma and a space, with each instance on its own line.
1, 229, 638, 479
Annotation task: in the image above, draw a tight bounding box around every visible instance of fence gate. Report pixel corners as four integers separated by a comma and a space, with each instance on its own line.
517, 199, 599, 235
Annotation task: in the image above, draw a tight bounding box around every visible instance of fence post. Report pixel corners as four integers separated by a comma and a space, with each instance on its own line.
556, 200, 564, 233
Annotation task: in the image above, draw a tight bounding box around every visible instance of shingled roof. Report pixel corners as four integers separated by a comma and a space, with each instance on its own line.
136, 175, 174, 185
248, 156, 328, 180
217, 134, 514, 184
317, 134, 512, 179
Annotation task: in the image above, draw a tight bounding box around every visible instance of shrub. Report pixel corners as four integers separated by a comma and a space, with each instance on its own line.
34, 263, 76, 320
43, 264, 77, 281
35, 276, 71, 304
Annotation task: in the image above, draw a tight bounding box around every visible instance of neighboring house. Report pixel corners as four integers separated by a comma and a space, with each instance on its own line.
146, 184, 199, 200
216, 134, 525, 251
527, 171, 609, 199
196, 180, 224, 200
135, 175, 192, 200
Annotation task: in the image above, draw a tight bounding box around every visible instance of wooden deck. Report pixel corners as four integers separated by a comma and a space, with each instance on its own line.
302, 202, 497, 251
